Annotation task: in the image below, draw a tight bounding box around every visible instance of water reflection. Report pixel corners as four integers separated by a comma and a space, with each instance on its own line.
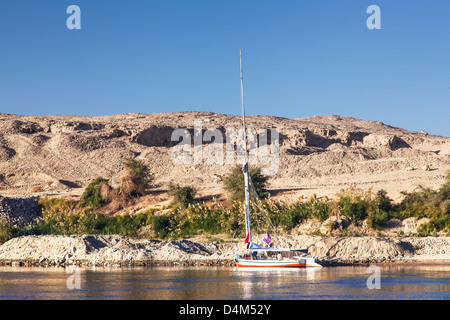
234, 268, 321, 299
0, 265, 449, 300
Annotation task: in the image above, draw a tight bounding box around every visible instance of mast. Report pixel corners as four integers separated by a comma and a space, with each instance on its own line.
240, 50, 252, 246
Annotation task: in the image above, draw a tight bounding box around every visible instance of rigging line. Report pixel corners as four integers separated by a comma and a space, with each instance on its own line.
248, 175, 278, 235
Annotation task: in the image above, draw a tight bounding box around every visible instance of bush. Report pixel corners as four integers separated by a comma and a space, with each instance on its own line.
365, 189, 392, 230
222, 165, 269, 202
79, 177, 110, 208
120, 158, 153, 197
168, 183, 196, 209
39, 197, 77, 213
32, 198, 155, 237
0, 218, 13, 244
399, 186, 439, 208
277, 201, 309, 231
338, 195, 368, 225
366, 210, 390, 230
151, 215, 172, 239
374, 189, 393, 212
393, 171, 450, 235
310, 199, 331, 221
5, 169, 449, 240
437, 170, 450, 204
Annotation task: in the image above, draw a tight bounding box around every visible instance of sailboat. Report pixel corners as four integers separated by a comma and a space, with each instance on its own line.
233, 50, 321, 268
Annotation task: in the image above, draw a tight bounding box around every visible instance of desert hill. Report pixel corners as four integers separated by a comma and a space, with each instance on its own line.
0, 112, 449, 203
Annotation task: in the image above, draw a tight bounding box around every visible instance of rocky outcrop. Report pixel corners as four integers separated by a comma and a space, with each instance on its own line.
0, 234, 449, 267
0, 235, 223, 267
0, 196, 41, 227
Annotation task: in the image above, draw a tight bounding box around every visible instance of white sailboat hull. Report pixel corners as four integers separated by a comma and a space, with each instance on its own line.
234, 256, 322, 268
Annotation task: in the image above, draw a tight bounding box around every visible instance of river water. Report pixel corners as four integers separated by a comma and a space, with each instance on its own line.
0, 265, 449, 300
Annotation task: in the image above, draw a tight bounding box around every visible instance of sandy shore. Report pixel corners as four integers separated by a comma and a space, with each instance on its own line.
0, 234, 449, 267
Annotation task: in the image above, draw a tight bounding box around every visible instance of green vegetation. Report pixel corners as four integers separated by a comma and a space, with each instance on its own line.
1, 167, 448, 245
14, 198, 156, 238
0, 218, 13, 244
337, 188, 393, 230
391, 170, 450, 236
79, 177, 109, 208
78, 158, 154, 212
150, 215, 172, 239
222, 165, 269, 201
168, 183, 196, 209
120, 158, 154, 197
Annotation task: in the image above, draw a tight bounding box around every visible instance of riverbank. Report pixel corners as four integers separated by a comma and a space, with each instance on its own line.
0, 234, 449, 267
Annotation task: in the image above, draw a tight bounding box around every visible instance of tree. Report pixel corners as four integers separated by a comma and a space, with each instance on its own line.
222, 165, 269, 202
120, 158, 153, 197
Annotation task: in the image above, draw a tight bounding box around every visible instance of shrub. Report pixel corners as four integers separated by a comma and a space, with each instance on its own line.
366, 209, 390, 230
151, 215, 172, 239
222, 165, 269, 202
277, 201, 309, 231
374, 189, 393, 212
337, 188, 392, 226
393, 171, 450, 234
107, 187, 131, 212
33, 197, 155, 237
79, 177, 110, 208
168, 183, 196, 209
38, 197, 77, 213
437, 170, 450, 203
310, 199, 331, 222
440, 200, 450, 215
338, 196, 368, 224
399, 186, 439, 208
365, 189, 392, 230
120, 158, 153, 197
0, 218, 13, 244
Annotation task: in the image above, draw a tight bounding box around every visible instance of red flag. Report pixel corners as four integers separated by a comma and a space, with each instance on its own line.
244, 232, 250, 244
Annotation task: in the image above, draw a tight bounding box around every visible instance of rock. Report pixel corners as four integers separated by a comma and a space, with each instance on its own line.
330, 217, 351, 231
0, 196, 41, 227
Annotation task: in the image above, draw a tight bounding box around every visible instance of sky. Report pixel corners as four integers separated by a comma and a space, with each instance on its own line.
0, 1, 449, 137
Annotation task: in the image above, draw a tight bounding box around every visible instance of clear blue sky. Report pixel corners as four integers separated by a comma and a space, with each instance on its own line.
1, 1, 449, 136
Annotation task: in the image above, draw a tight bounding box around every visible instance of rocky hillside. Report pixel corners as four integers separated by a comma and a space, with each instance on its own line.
0, 112, 449, 202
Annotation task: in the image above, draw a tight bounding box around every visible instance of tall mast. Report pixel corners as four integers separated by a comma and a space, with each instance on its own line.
240, 50, 252, 245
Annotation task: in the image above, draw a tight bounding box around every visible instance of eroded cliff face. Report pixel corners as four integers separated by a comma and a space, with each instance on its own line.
0, 112, 449, 201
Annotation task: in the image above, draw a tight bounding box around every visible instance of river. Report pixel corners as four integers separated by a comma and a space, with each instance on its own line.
0, 265, 449, 300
